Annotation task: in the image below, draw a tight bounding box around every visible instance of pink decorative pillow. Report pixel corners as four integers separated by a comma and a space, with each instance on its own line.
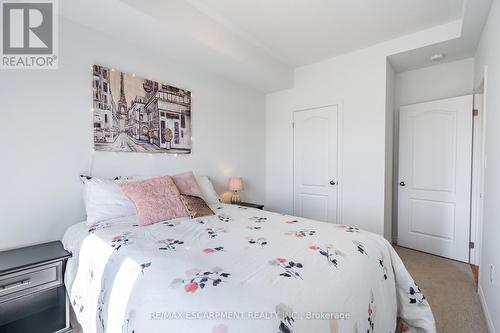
119, 176, 188, 226
172, 171, 205, 199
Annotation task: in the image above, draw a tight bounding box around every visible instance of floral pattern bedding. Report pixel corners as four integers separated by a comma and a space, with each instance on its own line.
62, 204, 436, 333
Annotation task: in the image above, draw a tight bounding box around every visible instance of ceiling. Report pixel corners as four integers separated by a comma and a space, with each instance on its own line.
60, 0, 293, 92
186, 0, 465, 67
60, 0, 491, 91
389, 0, 492, 72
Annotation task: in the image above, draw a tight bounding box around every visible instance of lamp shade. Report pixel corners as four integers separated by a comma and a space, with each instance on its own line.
228, 177, 244, 192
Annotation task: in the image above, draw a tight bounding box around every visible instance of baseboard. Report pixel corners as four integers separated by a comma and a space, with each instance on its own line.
478, 285, 496, 333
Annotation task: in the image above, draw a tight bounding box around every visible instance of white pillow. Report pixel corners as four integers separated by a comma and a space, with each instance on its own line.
196, 176, 220, 205
80, 176, 136, 225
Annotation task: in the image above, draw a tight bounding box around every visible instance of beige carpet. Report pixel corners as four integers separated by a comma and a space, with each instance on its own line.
395, 246, 488, 333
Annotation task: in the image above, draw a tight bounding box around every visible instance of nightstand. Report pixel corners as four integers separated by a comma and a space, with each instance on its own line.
238, 202, 265, 210
0, 241, 72, 333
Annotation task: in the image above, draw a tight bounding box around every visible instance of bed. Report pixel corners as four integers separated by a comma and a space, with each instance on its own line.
62, 203, 436, 333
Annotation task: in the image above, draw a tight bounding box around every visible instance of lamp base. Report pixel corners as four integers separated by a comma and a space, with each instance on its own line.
231, 191, 241, 204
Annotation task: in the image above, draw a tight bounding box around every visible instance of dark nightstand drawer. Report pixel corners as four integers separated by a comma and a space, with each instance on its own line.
0, 241, 71, 333
0, 262, 63, 302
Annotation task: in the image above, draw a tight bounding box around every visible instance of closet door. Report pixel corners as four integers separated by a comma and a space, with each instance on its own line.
293, 105, 338, 223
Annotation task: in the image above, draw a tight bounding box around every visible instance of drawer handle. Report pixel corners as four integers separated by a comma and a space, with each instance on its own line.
0, 279, 31, 292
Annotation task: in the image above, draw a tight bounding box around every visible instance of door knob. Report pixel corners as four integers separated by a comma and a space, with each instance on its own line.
330, 180, 336, 185
400, 181, 406, 187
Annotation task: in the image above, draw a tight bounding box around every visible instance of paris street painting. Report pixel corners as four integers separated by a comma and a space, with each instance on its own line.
92, 65, 192, 153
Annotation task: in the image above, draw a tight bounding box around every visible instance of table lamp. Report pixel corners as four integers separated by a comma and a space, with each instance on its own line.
228, 177, 244, 204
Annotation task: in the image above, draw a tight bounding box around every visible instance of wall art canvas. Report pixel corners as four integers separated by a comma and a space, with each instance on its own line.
92, 65, 192, 153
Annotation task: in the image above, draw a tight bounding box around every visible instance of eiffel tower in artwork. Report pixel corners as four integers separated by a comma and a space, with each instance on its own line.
117, 71, 128, 132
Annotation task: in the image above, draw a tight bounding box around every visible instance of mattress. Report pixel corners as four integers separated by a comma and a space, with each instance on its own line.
62, 204, 435, 333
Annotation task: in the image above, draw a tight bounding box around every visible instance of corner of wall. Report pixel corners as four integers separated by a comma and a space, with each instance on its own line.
478, 284, 497, 333
384, 60, 396, 242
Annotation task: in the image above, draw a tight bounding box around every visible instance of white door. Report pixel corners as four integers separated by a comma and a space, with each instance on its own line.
398, 95, 473, 262
293, 105, 338, 223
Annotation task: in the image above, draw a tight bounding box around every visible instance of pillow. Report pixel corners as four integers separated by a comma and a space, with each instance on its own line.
80, 175, 136, 225
172, 171, 206, 199
196, 176, 220, 205
119, 176, 188, 226
180, 195, 215, 218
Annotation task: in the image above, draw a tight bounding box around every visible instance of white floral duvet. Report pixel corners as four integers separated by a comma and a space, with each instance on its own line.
62, 204, 436, 333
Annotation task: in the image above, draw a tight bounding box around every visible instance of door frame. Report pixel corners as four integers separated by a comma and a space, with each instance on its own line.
470, 66, 488, 266
291, 102, 344, 224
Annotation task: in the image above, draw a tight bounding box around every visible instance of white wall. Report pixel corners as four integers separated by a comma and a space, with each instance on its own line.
265, 21, 463, 238
385, 62, 395, 241
391, 58, 476, 241
395, 58, 476, 107
474, 1, 500, 331
266, 48, 388, 235
0, 18, 266, 251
